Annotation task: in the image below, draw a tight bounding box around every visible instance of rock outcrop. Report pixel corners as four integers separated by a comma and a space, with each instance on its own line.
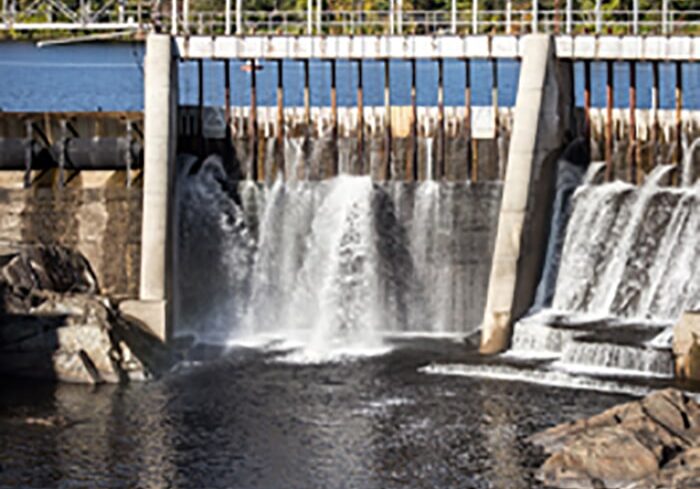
530, 388, 700, 488
0, 245, 170, 383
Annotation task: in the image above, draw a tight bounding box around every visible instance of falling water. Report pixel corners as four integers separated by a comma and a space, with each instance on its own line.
176, 155, 502, 358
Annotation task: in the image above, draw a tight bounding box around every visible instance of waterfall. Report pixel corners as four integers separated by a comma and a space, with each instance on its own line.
176, 155, 502, 358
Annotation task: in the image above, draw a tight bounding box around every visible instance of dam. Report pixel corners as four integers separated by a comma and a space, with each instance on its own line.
0, 3, 700, 486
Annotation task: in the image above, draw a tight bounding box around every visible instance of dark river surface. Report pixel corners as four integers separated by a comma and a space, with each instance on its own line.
0, 338, 630, 489
0, 41, 698, 112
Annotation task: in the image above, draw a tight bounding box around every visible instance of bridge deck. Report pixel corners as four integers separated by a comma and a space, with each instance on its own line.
175, 35, 700, 61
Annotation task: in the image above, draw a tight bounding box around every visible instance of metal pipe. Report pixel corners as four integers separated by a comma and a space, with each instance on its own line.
605, 60, 614, 181
437, 58, 445, 180
277, 59, 285, 178
316, 0, 321, 34
565, 0, 572, 34
182, 0, 188, 33
675, 61, 683, 168
595, 0, 602, 34
532, 0, 538, 33
632, 0, 638, 35
472, 0, 477, 34
249, 59, 259, 181
410, 58, 417, 182
224, 59, 232, 170
384, 59, 392, 180
662, 0, 668, 34
390, 0, 395, 34
397, 0, 402, 34
465, 58, 474, 182
330, 59, 338, 177
628, 60, 637, 183
450, 0, 456, 34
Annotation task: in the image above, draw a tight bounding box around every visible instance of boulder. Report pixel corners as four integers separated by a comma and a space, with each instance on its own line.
0, 245, 171, 383
531, 389, 700, 489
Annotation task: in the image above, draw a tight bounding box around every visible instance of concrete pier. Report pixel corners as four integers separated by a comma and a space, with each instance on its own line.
480, 35, 574, 354
121, 34, 178, 342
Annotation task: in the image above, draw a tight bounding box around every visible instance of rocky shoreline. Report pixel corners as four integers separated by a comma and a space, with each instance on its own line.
531, 388, 700, 489
0, 244, 170, 383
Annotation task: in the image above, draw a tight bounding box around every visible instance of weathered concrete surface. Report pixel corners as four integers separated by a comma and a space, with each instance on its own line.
673, 311, 700, 380
0, 186, 141, 299
480, 35, 574, 354
530, 389, 700, 489
131, 33, 178, 342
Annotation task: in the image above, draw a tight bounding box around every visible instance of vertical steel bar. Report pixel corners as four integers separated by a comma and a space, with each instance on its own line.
384, 59, 392, 180
628, 61, 637, 183
465, 58, 474, 182
450, 0, 456, 34
397, 0, 402, 33
357, 59, 364, 175
472, 0, 477, 34
330, 59, 338, 177
675, 61, 683, 168
651, 61, 659, 168
277, 59, 285, 178
565, 0, 572, 34
303, 59, 311, 128
197, 59, 204, 155
224, 59, 232, 170
316, 0, 321, 34
492, 57, 500, 178
250, 59, 259, 181
632, 0, 639, 35
390, 0, 395, 34
595, 0, 602, 34
410, 58, 417, 182
605, 60, 614, 181
584, 59, 591, 145
183, 0, 188, 33
437, 58, 445, 180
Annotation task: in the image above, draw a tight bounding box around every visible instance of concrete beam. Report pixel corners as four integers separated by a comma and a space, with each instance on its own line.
120, 33, 177, 343
175, 35, 698, 61
480, 34, 574, 354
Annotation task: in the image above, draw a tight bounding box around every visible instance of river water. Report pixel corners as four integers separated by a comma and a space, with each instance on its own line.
0, 339, 631, 489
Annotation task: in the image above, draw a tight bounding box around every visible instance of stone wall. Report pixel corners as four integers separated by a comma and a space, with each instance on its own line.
0, 179, 141, 299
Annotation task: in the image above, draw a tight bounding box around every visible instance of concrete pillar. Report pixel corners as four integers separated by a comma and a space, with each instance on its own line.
479, 35, 574, 354
120, 33, 177, 343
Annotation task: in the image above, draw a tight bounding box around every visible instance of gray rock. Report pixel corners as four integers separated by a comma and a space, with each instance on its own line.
531, 389, 700, 489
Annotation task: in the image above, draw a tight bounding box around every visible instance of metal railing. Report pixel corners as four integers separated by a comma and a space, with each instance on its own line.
1, 0, 698, 35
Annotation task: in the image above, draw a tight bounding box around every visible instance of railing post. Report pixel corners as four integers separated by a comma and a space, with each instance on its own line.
307, 0, 312, 34
225, 0, 231, 34
390, 0, 395, 34
506, 0, 512, 34
565, 0, 572, 34
397, 0, 402, 33
662, 0, 669, 34
450, 0, 456, 34
316, 0, 321, 34
531, 0, 538, 33
170, 0, 177, 35
235, 0, 242, 33
632, 0, 638, 35
471, 0, 477, 34
183, 0, 189, 34
595, 0, 602, 34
